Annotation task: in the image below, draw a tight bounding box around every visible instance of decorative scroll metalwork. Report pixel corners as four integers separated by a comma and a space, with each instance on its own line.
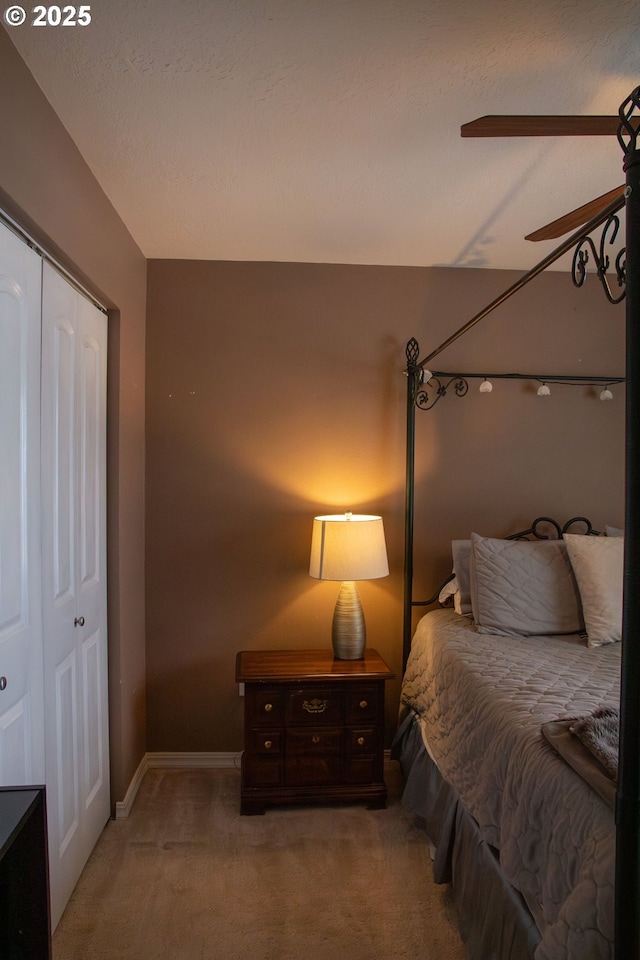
416, 374, 469, 410
406, 336, 419, 367
572, 213, 627, 303
508, 515, 600, 540
406, 337, 469, 410
407, 338, 469, 410
617, 85, 640, 157
565, 88, 640, 304
405, 339, 624, 411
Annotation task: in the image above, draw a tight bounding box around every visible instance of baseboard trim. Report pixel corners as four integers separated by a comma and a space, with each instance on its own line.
115, 752, 242, 820
147, 751, 242, 770
116, 750, 393, 820
115, 754, 150, 820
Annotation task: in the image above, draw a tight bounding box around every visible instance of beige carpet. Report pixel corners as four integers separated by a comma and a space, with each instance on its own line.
53, 762, 465, 960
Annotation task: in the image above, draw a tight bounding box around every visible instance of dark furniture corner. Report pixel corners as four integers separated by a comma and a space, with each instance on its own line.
0, 785, 51, 960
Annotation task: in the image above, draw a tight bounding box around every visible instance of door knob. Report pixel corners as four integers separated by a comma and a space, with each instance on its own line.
74, 616, 85, 627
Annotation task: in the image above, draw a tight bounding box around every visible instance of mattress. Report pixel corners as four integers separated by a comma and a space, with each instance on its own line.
400, 608, 620, 960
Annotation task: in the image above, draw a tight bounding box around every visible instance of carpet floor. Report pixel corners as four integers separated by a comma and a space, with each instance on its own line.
53, 762, 465, 960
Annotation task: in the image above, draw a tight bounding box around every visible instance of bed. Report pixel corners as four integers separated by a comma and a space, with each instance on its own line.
393, 522, 622, 959
394, 84, 640, 959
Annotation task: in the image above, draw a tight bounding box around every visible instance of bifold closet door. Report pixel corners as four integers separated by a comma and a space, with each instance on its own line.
41, 262, 109, 928
0, 223, 45, 786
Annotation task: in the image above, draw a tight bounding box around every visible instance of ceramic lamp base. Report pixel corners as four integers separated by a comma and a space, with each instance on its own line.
332, 581, 366, 659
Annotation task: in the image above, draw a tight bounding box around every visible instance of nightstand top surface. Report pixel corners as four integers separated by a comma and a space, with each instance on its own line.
236, 648, 394, 683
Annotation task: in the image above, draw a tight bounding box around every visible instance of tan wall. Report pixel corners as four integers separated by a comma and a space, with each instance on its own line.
0, 28, 147, 803
146, 259, 625, 750
2, 23, 624, 771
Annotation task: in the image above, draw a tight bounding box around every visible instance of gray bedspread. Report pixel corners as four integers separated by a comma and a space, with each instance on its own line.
400, 608, 621, 960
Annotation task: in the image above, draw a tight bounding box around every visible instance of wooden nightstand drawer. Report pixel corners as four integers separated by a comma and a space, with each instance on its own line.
286, 727, 342, 756
287, 688, 342, 725
345, 757, 377, 784
245, 755, 283, 786
250, 687, 284, 726
347, 728, 376, 754
286, 755, 342, 785
345, 684, 380, 723
252, 731, 282, 754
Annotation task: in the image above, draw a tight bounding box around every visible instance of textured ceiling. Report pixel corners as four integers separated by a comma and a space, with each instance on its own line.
5, 0, 639, 270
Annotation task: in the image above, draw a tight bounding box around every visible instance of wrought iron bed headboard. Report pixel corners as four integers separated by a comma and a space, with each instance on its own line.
411, 515, 601, 610
400, 84, 640, 956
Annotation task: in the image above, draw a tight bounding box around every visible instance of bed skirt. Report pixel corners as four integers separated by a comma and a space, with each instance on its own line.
391, 712, 542, 960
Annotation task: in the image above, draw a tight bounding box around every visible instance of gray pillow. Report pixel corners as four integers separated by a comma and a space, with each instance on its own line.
469, 533, 584, 637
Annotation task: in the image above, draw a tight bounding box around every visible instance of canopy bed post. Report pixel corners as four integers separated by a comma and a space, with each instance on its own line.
403, 338, 421, 669
616, 85, 640, 960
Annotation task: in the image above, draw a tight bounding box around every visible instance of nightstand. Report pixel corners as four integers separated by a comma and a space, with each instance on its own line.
235, 649, 394, 815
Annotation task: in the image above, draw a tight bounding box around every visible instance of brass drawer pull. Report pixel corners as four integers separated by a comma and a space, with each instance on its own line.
302, 698, 329, 714
264, 740, 272, 749
312, 735, 321, 744
357, 736, 365, 746
264, 703, 273, 712
359, 700, 368, 709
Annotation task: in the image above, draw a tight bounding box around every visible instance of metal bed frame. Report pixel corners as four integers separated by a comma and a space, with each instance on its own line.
401, 85, 640, 958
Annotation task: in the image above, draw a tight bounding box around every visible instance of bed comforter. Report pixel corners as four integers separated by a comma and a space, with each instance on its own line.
400, 608, 621, 960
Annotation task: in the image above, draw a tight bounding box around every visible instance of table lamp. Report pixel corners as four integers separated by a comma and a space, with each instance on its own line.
309, 512, 389, 659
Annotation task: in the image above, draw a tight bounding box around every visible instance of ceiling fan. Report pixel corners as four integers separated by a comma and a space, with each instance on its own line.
460, 115, 629, 242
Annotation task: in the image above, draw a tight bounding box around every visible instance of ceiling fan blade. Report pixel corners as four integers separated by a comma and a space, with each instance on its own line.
524, 186, 625, 242
461, 115, 623, 137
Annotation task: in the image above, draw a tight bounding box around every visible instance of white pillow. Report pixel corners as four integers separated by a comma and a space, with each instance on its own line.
605, 524, 624, 537
438, 577, 458, 605
469, 533, 584, 637
451, 540, 472, 615
563, 534, 623, 647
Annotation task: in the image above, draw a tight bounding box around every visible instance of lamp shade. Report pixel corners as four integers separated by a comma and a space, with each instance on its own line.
309, 514, 389, 582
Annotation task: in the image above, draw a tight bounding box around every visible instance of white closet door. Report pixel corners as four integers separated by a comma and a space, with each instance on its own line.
0, 223, 45, 786
41, 262, 109, 929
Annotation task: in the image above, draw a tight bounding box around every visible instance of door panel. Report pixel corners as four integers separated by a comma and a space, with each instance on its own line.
51, 318, 75, 604
82, 630, 104, 806
0, 223, 44, 786
55, 650, 79, 856
0, 288, 24, 629
77, 326, 103, 612
75, 300, 108, 851
42, 262, 109, 929
0, 700, 30, 784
